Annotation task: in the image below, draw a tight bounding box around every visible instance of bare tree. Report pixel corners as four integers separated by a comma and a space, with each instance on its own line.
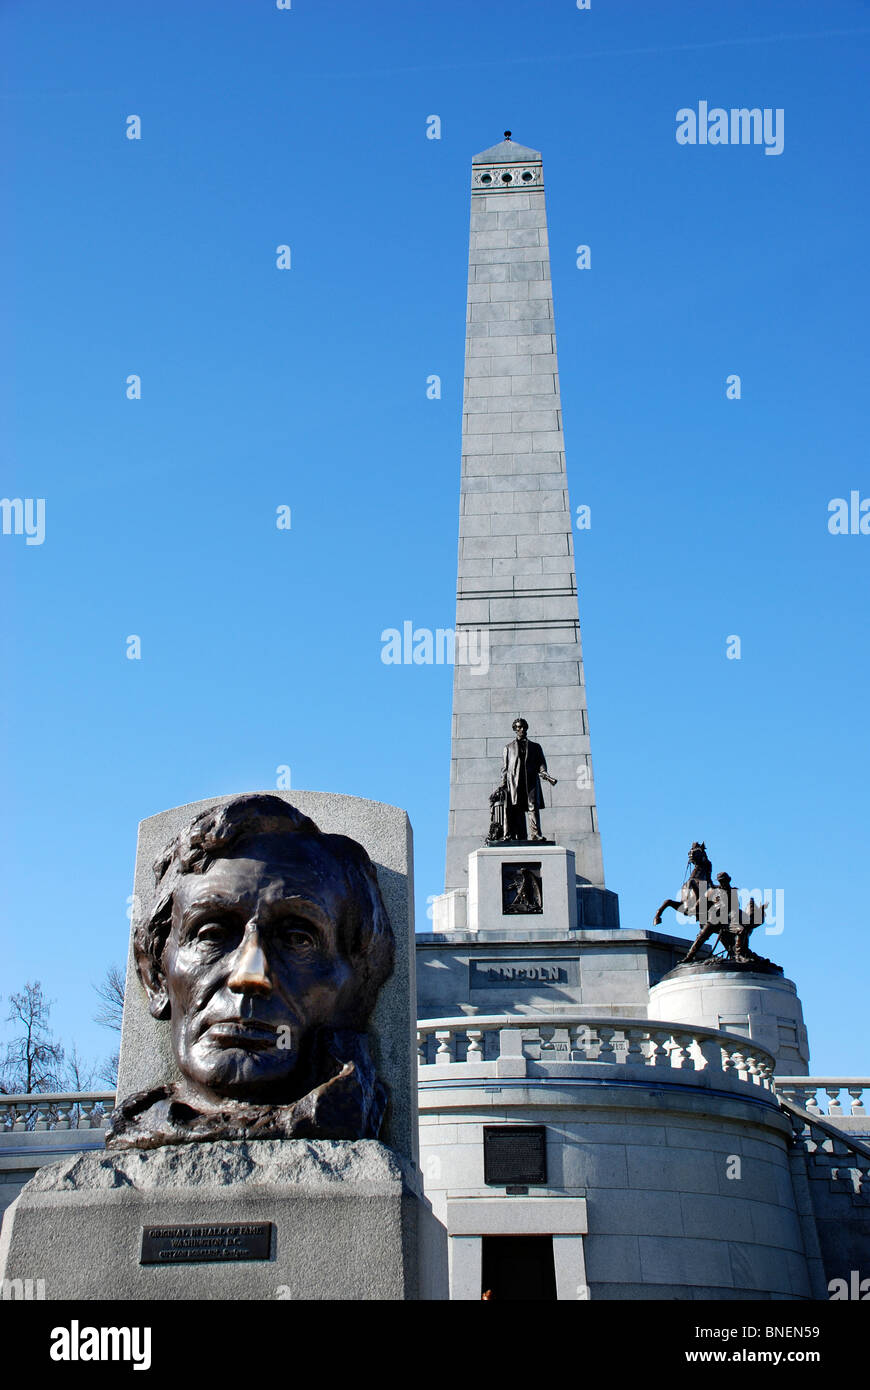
63, 1044, 97, 1093
1, 982, 67, 1128
93, 964, 125, 1088
93, 964, 125, 1033
1, 982, 65, 1096
62, 1043, 102, 1126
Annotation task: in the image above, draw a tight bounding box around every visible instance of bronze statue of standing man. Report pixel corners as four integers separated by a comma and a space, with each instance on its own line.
490, 717, 556, 843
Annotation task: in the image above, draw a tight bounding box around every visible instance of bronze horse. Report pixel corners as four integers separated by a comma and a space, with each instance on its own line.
654, 841, 712, 926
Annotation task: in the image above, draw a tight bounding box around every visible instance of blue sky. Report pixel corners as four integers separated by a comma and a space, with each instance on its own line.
1, 0, 868, 1077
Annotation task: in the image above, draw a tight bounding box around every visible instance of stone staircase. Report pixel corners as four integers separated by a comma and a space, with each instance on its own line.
779, 1096, 870, 1295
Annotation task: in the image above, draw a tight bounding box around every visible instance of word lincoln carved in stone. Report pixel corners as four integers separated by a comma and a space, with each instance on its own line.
486, 965, 562, 982
106, 794, 394, 1149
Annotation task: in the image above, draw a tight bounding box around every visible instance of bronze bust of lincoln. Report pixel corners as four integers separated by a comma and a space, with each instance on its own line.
107, 794, 394, 1150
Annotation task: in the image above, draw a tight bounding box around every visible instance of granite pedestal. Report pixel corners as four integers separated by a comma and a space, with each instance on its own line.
0, 1139, 447, 1300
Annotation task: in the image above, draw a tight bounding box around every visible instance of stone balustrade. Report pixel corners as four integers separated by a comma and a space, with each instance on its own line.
774, 1078, 870, 1121
2, 1074, 866, 1137
416, 1015, 777, 1091
781, 1096, 870, 1204
0, 1092, 116, 1132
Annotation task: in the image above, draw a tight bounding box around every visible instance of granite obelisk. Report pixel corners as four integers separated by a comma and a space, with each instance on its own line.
445, 135, 605, 898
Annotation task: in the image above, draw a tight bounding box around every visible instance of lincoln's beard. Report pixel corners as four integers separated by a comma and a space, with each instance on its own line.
105, 1025, 387, 1149
173, 1016, 316, 1106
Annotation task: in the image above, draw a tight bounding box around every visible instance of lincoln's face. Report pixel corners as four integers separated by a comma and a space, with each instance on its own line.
513, 722, 527, 741
158, 833, 356, 1104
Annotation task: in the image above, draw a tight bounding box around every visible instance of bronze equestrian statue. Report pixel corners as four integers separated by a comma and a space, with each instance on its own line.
653, 841, 712, 927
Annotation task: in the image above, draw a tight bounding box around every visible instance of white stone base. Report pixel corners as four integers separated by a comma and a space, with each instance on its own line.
432, 845, 578, 936
431, 888, 467, 934
469, 845, 577, 934
648, 968, 810, 1074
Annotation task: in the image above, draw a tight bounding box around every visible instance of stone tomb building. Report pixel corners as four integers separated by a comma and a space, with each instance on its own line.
414, 136, 870, 1301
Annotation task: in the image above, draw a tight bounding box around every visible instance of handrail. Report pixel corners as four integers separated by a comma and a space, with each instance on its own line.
416, 1013, 778, 1090
776, 1077, 870, 1086
0, 1091, 116, 1133
417, 1013, 777, 1058
773, 1078, 868, 1119
0, 1091, 115, 1106
779, 1098, 870, 1161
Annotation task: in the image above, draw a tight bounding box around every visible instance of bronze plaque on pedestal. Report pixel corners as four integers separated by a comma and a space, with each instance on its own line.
141, 1221, 273, 1264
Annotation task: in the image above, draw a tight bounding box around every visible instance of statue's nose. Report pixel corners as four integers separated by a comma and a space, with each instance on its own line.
227, 926, 272, 996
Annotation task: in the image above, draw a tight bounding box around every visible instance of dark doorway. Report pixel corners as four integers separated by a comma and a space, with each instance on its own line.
480, 1235, 557, 1301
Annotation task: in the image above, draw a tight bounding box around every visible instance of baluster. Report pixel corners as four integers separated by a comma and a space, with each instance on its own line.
33, 1101, 49, 1131
570, 1024, 594, 1061
730, 1049, 749, 1083
597, 1026, 617, 1063
612, 1031, 631, 1063
78, 1099, 97, 1129
466, 1029, 483, 1062
624, 1027, 645, 1066
791, 1109, 815, 1151
697, 1036, 723, 1074
416, 1031, 427, 1067
434, 1030, 453, 1065
12, 1103, 27, 1132
825, 1087, 843, 1116
646, 1030, 671, 1068
683, 1034, 705, 1071
55, 1100, 73, 1131
806, 1088, 822, 1115
848, 1087, 867, 1117
744, 1053, 761, 1085
669, 1032, 693, 1069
